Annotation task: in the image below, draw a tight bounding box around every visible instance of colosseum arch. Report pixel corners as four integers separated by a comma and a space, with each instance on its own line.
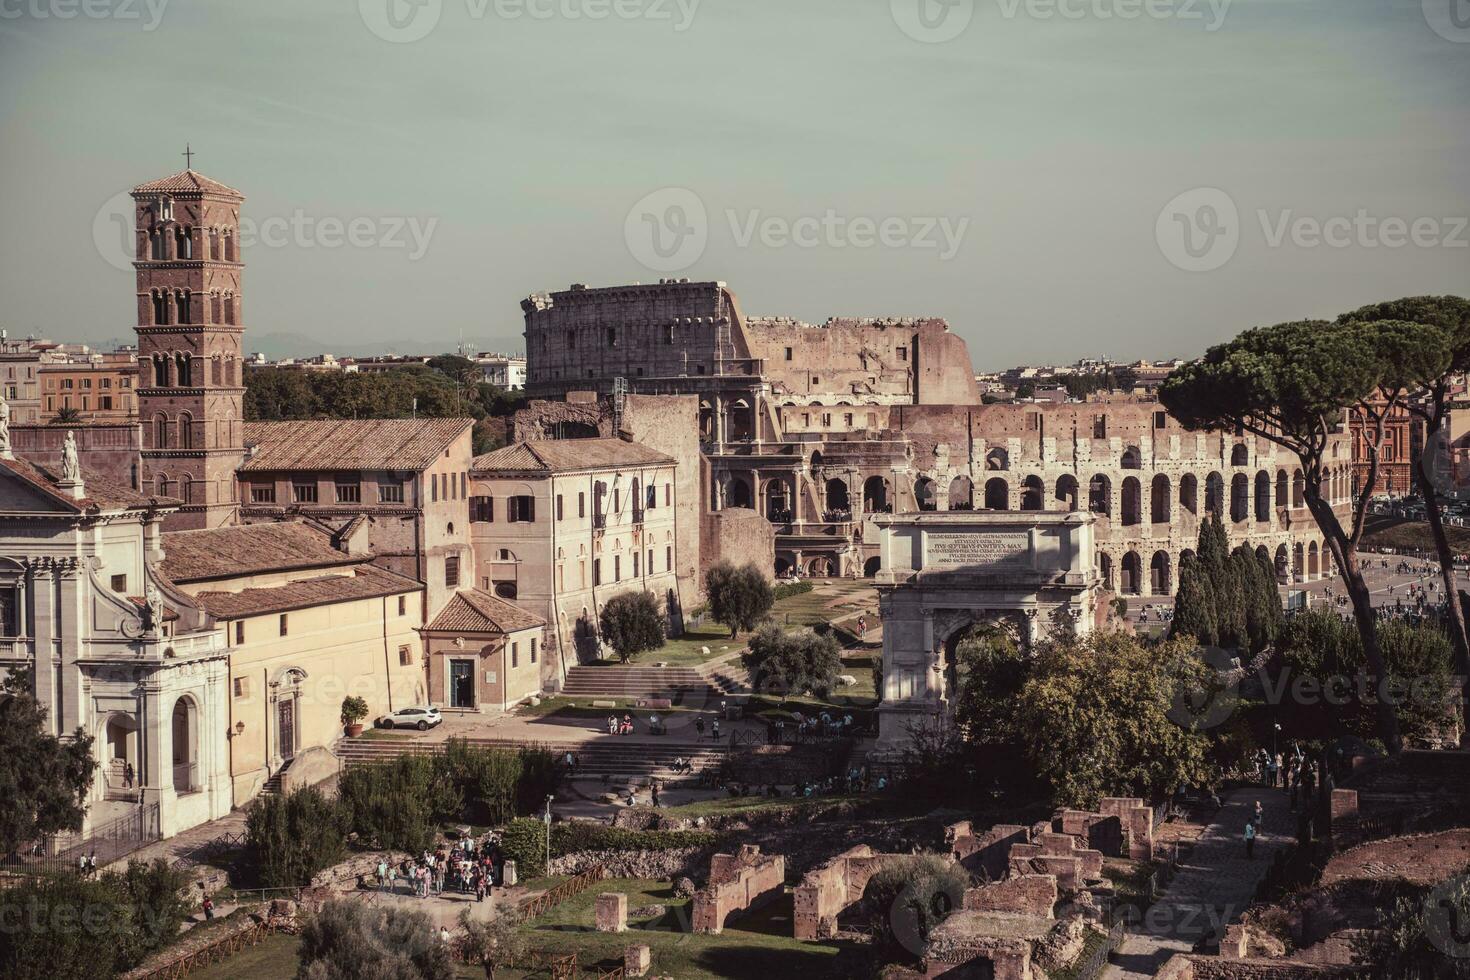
864, 476, 892, 513
1274, 543, 1289, 582
1150, 551, 1171, 595
1089, 474, 1111, 517
1121, 446, 1142, 469
1098, 552, 1114, 590
1121, 476, 1142, 526
1231, 443, 1249, 466
1150, 474, 1170, 524
915, 476, 938, 512
1230, 473, 1250, 523
984, 477, 1009, 510
985, 447, 1009, 471
1292, 470, 1305, 508
1120, 551, 1142, 594
1307, 541, 1319, 579
1205, 472, 1225, 516
949, 475, 974, 510
1179, 473, 1198, 516
1276, 470, 1289, 510
1254, 471, 1271, 522
1056, 475, 1079, 511
825, 478, 850, 513
1020, 476, 1044, 512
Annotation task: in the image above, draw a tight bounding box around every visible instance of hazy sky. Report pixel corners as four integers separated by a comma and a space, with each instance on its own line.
1, 0, 1466, 370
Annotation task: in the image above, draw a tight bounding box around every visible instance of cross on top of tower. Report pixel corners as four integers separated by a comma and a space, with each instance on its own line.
182, 143, 195, 169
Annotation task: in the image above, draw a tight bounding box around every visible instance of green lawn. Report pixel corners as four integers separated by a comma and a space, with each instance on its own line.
514, 878, 867, 979
188, 932, 301, 980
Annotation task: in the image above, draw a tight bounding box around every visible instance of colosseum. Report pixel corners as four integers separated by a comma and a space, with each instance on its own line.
524, 279, 1351, 595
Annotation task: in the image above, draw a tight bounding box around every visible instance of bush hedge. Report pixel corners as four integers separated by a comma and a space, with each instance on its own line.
498, 819, 722, 879
773, 580, 815, 601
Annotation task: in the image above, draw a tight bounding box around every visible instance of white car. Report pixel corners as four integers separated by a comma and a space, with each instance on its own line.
378, 705, 442, 731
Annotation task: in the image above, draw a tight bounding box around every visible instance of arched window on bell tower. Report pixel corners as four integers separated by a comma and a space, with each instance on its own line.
176, 352, 191, 387
210, 291, 221, 324
177, 226, 193, 260
154, 412, 170, 449
157, 472, 171, 497
223, 293, 235, 326
177, 291, 192, 325
178, 412, 193, 449
208, 228, 221, 261
223, 232, 236, 263
151, 291, 167, 325
179, 475, 192, 504
150, 229, 165, 261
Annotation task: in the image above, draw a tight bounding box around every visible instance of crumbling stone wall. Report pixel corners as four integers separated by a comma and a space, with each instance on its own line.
691, 845, 786, 934
1100, 797, 1156, 861
948, 822, 1030, 881
962, 874, 1058, 918
700, 507, 776, 581
1321, 828, 1470, 887
793, 845, 893, 940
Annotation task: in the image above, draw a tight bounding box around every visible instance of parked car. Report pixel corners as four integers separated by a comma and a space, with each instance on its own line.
378, 705, 442, 731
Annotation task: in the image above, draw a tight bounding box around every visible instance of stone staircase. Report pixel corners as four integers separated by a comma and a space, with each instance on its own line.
560, 664, 728, 705
336, 734, 727, 781
259, 758, 293, 797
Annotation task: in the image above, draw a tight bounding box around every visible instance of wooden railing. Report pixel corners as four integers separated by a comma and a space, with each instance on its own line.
517, 864, 607, 924
127, 917, 274, 980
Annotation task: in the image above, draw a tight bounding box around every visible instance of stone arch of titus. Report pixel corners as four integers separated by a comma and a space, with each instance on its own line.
873, 511, 1100, 751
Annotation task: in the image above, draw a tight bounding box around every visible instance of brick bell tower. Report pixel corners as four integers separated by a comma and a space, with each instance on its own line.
132, 164, 247, 529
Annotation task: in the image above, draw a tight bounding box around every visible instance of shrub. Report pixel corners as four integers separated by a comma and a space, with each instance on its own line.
741, 624, 841, 700
298, 899, 452, 980
772, 580, 814, 601
863, 854, 971, 964
550, 824, 719, 855
438, 740, 562, 826
245, 786, 349, 888
598, 591, 666, 663
114, 858, 194, 958
337, 755, 458, 853
499, 818, 548, 878
340, 696, 369, 727
705, 562, 774, 637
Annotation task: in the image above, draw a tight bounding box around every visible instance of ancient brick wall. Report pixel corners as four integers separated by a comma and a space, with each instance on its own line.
692, 845, 786, 934
11, 422, 141, 489
949, 822, 1030, 881
961, 874, 1058, 918
1321, 828, 1470, 887
700, 507, 776, 581
793, 845, 886, 940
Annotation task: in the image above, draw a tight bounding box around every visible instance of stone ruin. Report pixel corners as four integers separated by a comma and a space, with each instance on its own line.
793, 845, 892, 940
691, 844, 786, 934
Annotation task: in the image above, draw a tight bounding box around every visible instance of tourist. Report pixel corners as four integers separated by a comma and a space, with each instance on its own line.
123, 762, 135, 789
694, 717, 706, 739
651, 779, 661, 808
387, 864, 398, 893
1252, 800, 1264, 827
475, 870, 487, 902
649, 712, 660, 734
1244, 820, 1257, 858
566, 750, 577, 773
376, 859, 388, 891
439, 926, 451, 945
711, 719, 721, 739
607, 714, 618, 736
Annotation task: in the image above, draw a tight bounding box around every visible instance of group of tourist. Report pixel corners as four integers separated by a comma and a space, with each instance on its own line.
373, 832, 508, 903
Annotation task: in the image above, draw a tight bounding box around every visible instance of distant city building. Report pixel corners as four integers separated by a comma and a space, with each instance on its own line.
39, 348, 137, 423
0, 334, 60, 424
473, 352, 526, 390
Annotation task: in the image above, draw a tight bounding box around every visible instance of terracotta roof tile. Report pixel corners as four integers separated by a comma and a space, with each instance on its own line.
0, 457, 179, 514
131, 170, 244, 198
241, 418, 473, 473
160, 521, 360, 583
424, 589, 545, 634
192, 565, 420, 619
471, 438, 674, 475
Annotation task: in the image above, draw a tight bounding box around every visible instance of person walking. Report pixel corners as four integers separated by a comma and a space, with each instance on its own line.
651, 778, 661, 808
123, 762, 135, 790
695, 716, 706, 740
202, 894, 215, 920
1253, 800, 1264, 827
376, 859, 388, 891
1244, 820, 1257, 858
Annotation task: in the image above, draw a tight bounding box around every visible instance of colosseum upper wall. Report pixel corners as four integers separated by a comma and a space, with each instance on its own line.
521, 279, 1347, 595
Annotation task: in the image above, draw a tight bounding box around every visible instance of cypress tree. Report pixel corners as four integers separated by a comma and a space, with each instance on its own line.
1171, 552, 1218, 646
1232, 547, 1268, 653
1255, 548, 1285, 644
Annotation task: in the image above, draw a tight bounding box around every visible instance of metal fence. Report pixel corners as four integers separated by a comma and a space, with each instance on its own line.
1, 802, 161, 876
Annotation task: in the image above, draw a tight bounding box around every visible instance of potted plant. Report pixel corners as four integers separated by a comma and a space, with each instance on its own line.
341, 696, 369, 737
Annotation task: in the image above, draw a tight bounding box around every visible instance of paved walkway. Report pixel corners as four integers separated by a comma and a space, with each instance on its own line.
1103, 786, 1291, 979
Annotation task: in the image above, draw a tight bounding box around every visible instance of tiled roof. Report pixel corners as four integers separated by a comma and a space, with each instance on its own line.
424, 589, 546, 634
0, 457, 180, 514
132, 170, 244, 198
472, 438, 674, 475
241, 418, 473, 473
192, 565, 420, 619
159, 521, 360, 583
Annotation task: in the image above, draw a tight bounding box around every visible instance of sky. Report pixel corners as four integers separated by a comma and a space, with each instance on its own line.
0, 0, 1467, 371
